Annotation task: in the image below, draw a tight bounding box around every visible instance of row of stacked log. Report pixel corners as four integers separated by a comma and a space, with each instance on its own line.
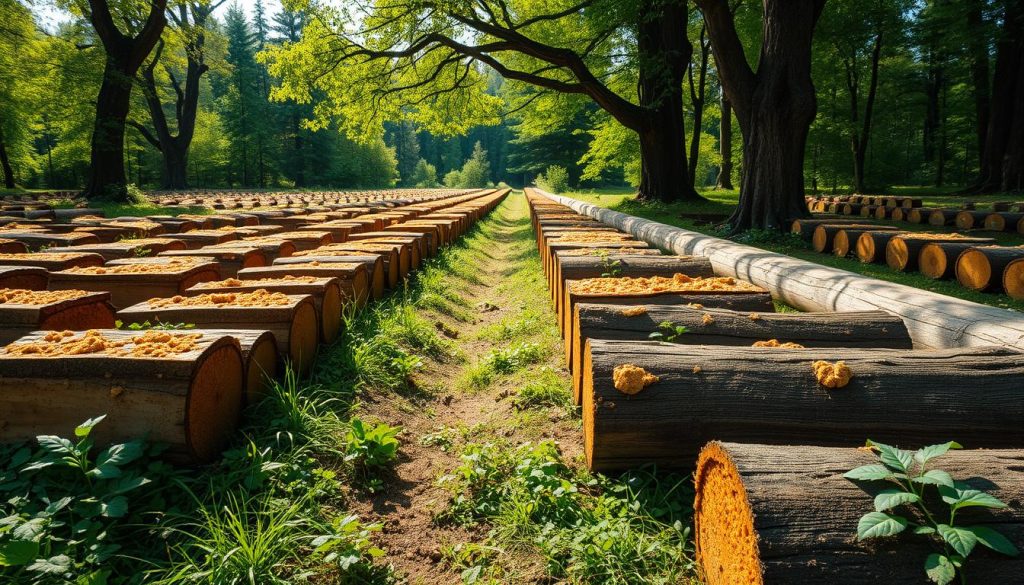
0, 188, 509, 463
805, 194, 1024, 233
525, 188, 1024, 583
791, 216, 1024, 300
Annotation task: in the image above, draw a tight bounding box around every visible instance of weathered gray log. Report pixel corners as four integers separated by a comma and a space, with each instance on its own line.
694, 442, 1024, 585
570, 305, 912, 404
581, 340, 1024, 471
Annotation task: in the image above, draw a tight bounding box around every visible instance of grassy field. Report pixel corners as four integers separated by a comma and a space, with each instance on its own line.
562, 187, 1024, 313
1, 193, 696, 585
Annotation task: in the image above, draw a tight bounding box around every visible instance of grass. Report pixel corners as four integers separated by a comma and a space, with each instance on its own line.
565, 187, 1024, 312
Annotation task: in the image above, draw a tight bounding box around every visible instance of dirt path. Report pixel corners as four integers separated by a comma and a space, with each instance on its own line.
348, 193, 582, 584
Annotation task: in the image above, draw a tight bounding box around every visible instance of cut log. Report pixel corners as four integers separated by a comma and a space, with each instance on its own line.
812, 224, 891, 254
47, 238, 188, 261
0, 266, 48, 290
48, 259, 221, 309
562, 278, 774, 371
581, 341, 1024, 471
905, 208, 933, 224
239, 263, 370, 307
886, 235, 996, 273
347, 232, 428, 263
0, 231, 100, 250
919, 241, 995, 280
274, 255, 386, 300
552, 254, 715, 312
0, 239, 27, 254
694, 442, 1024, 585
832, 227, 897, 258
956, 246, 1024, 292
570, 305, 911, 404
297, 222, 352, 243
383, 224, 440, 253
219, 239, 295, 262
168, 229, 241, 249
955, 209, 990, 230
927, 209, 959, 226
0, 289, 116, 344
188, 276, 344, 344
190, 329, 278, 404
544, 240, 651, 277
1004, 258, 1024, 300
0, 329, 244, 463
254, 231, 333, 251
855, 231, 908, 264
158, 246, 268, 278
291, 248, 400, 288
790, 219, 863, 242
117, 293, 320, 376
984, 212, 1024, 232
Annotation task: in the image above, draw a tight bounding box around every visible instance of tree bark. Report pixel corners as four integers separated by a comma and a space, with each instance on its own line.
716, 95, 734, 189
0, 126, 15, 189
976, 1, 1024, 192
697, 0, 825, 231
967, 0, 991, 164
83, 0, 168, 201
635, 0, 700, 203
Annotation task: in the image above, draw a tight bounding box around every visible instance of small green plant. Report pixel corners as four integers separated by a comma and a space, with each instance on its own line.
594, 249, 622, 277
344, 419, 401, 492
845, 440, 1020, 584
649, 321, 689, 342
0, 416, 172, 583
115, 319, 196, 331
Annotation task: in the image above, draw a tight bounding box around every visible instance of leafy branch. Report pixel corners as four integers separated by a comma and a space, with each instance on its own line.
648, 321, 689, 343
845, 440, 1020, 584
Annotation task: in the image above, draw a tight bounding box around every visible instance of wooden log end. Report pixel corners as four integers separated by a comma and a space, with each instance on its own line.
693, 441, 763, 585
956, 249, 993, 291
1005, 258, 1024, 300
289, 300, 320, 375
187, 340, 245, 462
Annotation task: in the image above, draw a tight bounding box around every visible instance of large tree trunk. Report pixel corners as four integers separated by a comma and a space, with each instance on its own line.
699, 0, 825, 231
635, 0, 700, 203
716, 96, 734, 189
967, 0, 991, 163
85, 56, 135, 199
82, 0, 167, 201
0, 126, 15, 189
978, 0, 1024, 192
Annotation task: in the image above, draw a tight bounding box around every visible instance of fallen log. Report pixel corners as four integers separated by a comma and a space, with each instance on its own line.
886, 234, 996, 273
0, 329, 244, 462
955, 209, 990, 230
239, 262, 370, 307
855, 231, 908, 264
832, 227, 897, 258
552, 254, 715, 311
188, 276, 344, 344
984, 212, 1024, 232
0, 231, 100, 251
190, 329, 278, 404
919, 241, 994, 280
581, 340, 1024, 470
0, 266, 48, 290
48, 258, 221, 309
349, 230, 434, 258
0, 239, 27, 254
117, 291, 320, 376
812, 224, 892, 254
47, 238, 188, 261
562, 276, 774, 370
168, 229, 241, 249
570, 305, 911, 404
274, 255, 387, 300
956, 246, 1024, 292
291, 248, 401, 287
1005, 257, 1024, 299
158, 246, 268, 278
927, 209, 959, 226
694, 442, 1024, 585
0, 289, 116, 344
905, 208, 934, 224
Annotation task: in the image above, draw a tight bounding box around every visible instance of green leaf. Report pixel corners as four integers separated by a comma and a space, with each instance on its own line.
94, 441, 143, 470
857, 512, 908, 540
938, 524, 978, 557
873, 489, 920, 512
27, 554, 72, 574
0, 540, 39, 567
939, 484, 1008, 510
101, 496, 128, 519
925, 554, 956, 585
844, 464, 893, 481
912, 469, 954, 488
869, 441, 914, 473
77, 570, 110, 585
914, 526, 936, 535
914, 442, 962, 466
36, 435, 74, 456
964, 526, 1020, 557
87, 464, 122, 480
75, 416, 107, 438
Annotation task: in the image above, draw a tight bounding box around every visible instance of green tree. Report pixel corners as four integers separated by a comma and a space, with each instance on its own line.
263, 0, 703, 203
410, 158, 438, 187
0, 1, 42, 188
69, 0, 168, 200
